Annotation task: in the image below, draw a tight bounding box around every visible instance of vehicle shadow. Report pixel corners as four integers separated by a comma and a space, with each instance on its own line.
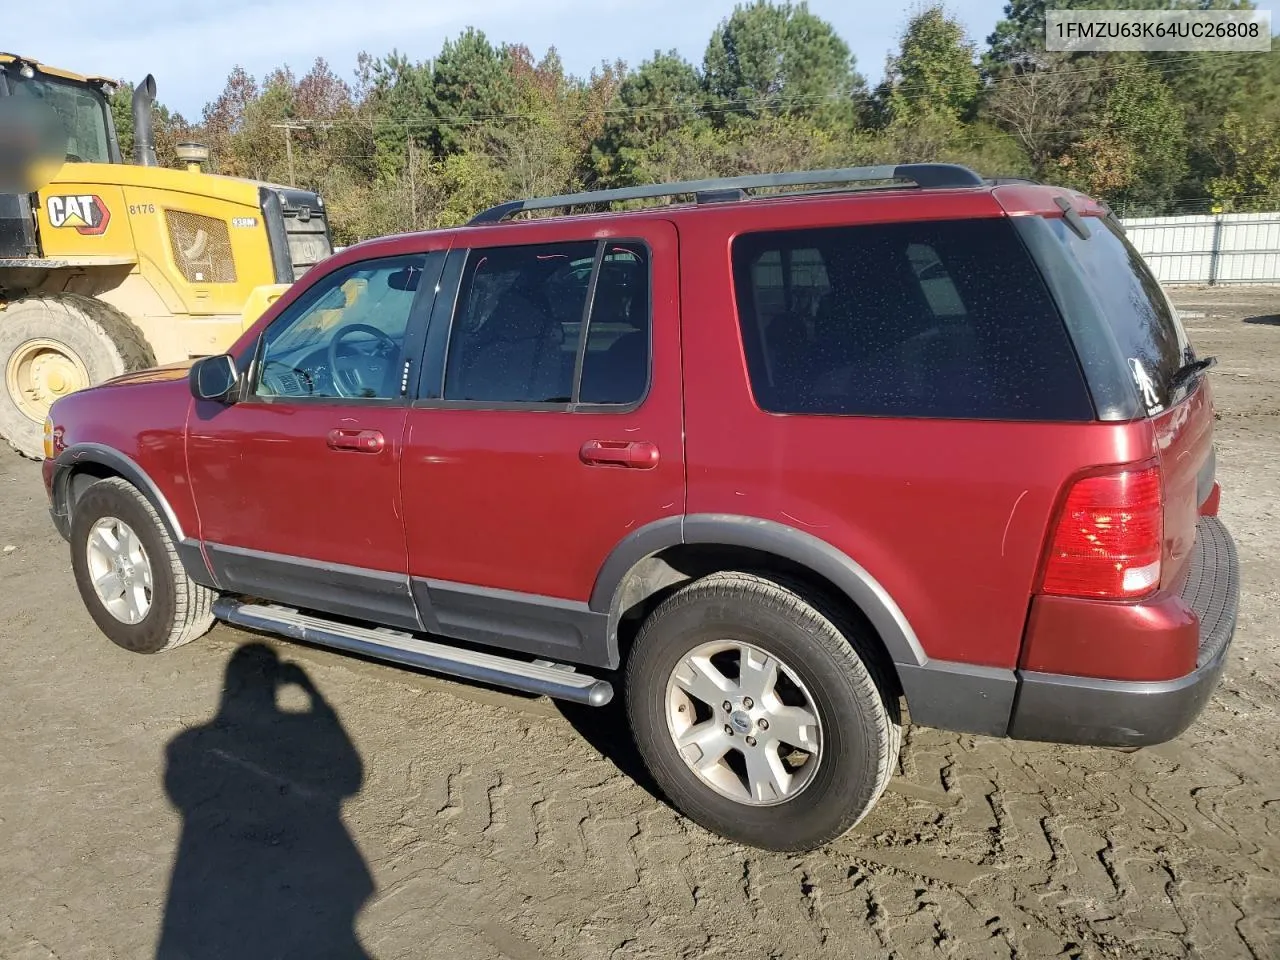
1243, 314, 1280, 326
556, 691, 668, 807
156, 642, 374, 960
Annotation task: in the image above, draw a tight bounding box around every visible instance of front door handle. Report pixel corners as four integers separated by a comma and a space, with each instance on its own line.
580, 439, 659, 469
327, 428, 385, 453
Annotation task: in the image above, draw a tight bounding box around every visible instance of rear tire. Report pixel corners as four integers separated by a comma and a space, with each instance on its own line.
0, 295, 155, 459
625, 571, 901, 851
69, 477, 215, 653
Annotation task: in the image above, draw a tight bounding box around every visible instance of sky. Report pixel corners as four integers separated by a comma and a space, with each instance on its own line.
8, 0, 1007, 119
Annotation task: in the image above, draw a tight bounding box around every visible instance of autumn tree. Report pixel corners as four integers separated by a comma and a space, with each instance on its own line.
200, 66, 259, 175
1208, 111, 1280, 211
1159, 38, 1280, 199
984, 53, 1087, 172
1050, 61, 1186, 211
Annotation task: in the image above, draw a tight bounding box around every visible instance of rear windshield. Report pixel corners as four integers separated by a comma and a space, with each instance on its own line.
1044, 215, 1193, 413
731, 218, 1093, 420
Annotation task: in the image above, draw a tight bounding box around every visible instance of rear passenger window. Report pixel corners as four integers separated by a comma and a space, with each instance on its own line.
445, 241, 594, 403
732, 219, 1093, 421
578, 245, 650, 405
443, 240, 649, 406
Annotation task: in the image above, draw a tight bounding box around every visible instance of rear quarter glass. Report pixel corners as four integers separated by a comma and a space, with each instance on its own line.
729, 217, 1094, 422
1042, 215, 1195, 414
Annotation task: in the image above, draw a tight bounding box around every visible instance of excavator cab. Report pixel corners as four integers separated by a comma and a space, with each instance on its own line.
3, 63, 119, 166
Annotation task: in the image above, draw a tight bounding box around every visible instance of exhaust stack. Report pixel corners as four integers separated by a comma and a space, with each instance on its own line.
132, 74, 157, 167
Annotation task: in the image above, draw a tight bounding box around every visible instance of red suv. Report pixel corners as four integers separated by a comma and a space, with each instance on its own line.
42, 164, 1238, 851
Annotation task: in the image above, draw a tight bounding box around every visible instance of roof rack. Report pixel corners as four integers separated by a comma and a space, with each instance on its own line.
468, 163, 986, 225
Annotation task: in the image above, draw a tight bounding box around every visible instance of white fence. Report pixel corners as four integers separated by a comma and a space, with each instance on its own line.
1122, 211, 1280, 285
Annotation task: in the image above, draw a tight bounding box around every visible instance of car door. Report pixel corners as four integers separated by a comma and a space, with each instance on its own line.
400, 219, 684, 668
187, 251, 444, 630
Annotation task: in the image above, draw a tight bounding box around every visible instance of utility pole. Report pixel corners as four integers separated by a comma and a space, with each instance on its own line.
407, 129, 417, 230
271, 122, 306, 186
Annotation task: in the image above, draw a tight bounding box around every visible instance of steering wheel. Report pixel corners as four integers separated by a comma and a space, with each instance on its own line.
326, 323, 398, 398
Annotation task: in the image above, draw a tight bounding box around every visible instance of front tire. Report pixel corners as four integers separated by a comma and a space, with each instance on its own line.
69, 477, 215, 653
0, 295, 155, 459
625, 571, 901, 851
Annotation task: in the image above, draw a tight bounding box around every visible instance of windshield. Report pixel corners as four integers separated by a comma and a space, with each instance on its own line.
7, 73, 114, 165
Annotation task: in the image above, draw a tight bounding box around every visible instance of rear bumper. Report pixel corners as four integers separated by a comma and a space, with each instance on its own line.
1007, 516, 1239, 747
1007, 638, 1229, 746
898, 516, 1239, 747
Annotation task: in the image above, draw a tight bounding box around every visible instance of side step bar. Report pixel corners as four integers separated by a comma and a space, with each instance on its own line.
212, 598, 614, 706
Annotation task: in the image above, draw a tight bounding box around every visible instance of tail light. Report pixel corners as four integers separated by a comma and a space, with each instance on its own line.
1041, 466, 1163, 600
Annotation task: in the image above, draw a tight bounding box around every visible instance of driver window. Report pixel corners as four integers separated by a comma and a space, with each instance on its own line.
254, 255, 426, 401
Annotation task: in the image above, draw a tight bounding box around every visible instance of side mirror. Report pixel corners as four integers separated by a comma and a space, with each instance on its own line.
190, 354, 239, 402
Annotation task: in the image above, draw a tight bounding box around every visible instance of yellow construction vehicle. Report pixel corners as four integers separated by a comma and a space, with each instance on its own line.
0, 53, 333, 458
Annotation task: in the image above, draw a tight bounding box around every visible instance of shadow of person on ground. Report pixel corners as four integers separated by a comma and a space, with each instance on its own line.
157, 642, 374, 960
1243, 314, 1280, 326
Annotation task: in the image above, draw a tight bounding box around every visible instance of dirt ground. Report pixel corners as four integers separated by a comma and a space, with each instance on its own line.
2, 286, 1278, 960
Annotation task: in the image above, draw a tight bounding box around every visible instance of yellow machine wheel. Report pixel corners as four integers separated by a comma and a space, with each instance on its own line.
0, 295, 156, 460
5, 338, 92, 422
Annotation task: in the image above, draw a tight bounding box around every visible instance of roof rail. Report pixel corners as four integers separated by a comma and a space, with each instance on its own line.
468, 163, 985, 225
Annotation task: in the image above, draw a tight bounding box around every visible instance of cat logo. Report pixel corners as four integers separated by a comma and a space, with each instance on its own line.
46, 194, 111, 236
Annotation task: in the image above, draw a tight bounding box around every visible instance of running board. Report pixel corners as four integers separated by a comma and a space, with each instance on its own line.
212, 599, 614, 706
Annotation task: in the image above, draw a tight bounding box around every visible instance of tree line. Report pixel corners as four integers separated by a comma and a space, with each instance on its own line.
109, 0, 1280, 245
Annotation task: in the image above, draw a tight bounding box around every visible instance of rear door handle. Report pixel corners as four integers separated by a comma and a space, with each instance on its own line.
327, 428, 385, 453
579, 440, 659, 469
